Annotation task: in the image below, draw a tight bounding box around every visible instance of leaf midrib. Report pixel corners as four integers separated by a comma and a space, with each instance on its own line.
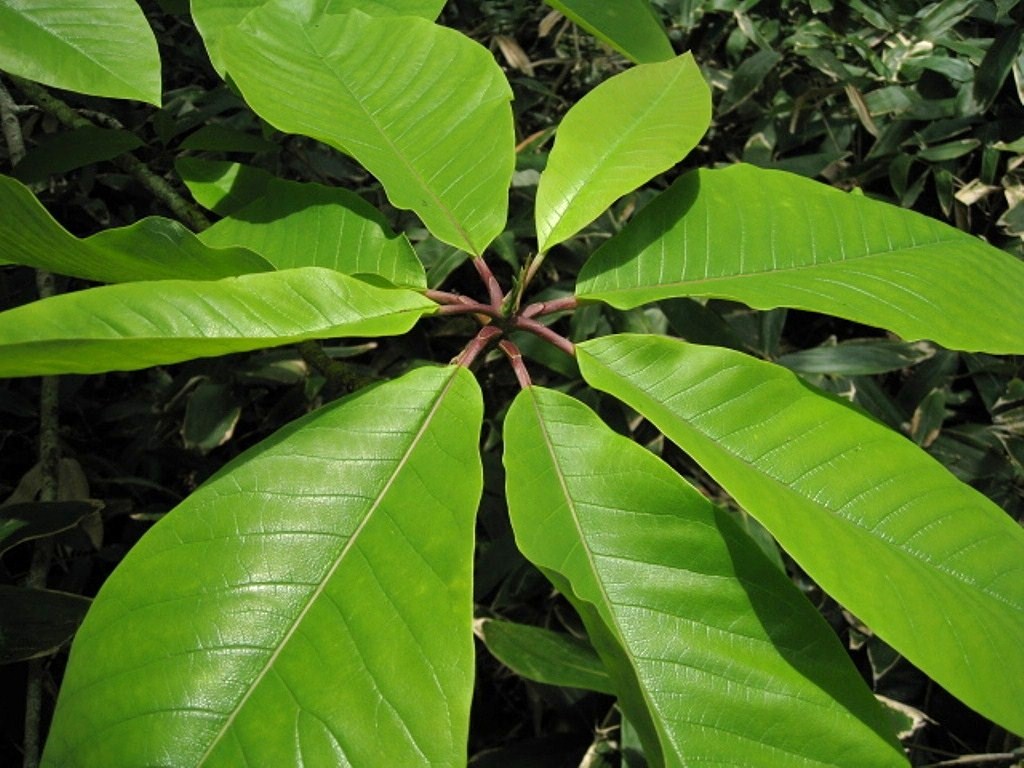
195, 367, 461, 765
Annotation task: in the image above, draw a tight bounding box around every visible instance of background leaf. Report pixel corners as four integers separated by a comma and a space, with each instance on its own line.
11, 126, 143, 185
42, 365, 483, 766
476, 618, 613, 695
199, 177, 426, 288
0, 0, 160, 105
0, 174, 272, 283
535, 53, 711, 253
576, 165, 1024, 353
221, 2, 514, 255
504, 386, 906, 766
578, 334, 1024, 735
0, 586, 91, 664
0, 268, 435, 377
542, 0, 673, 64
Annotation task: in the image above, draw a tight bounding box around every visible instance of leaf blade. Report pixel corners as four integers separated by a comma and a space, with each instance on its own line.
576, 165, 1024, 353
0, 0, 160, 105
536, 53, 710, 253
542, 0, 673, 64
42, 365, 483, 766
221, 4, 514, 255
504, 386, 906, 766
578, 334, 1024, 735
0, 268, 435, 377
0, 174, 272, 283
199, 177, 426, 288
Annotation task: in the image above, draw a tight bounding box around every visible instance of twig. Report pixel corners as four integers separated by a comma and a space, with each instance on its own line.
23, 271, 60, 768
8, 75, 211, 232
297, 340, 374, 398
924, 751, 1024, 767
0, 79, 27, 165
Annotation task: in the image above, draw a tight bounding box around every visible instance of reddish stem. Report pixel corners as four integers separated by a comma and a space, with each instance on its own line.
436, 302, 503, 320
513, 316, 575, 357
425, 289, 470, 306
520, 295, 578, 319
499, 340, 532, 388
472, 257, 504, 310
456, 325, 503, 368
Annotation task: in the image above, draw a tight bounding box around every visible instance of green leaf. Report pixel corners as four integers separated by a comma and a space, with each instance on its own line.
221, 2, 514, 255
0, 0, 160, 105
200, 177, 426, 288
0, 501, 104, 556
191, 0, 446, 75
0, 267, 435, 377
0, 174, 273, 283
476, 618, 614, 695
504, 386, 906, 766
576, 165, 1024, 353
0, 586, 91, 664
578, 334, 1024, 735
176, 158, 275, 216
12, 126, 143, 184
542, 0, 674, 64
536, 53, 710, 253
42, 365, 483, 766
777, 339, 934, 376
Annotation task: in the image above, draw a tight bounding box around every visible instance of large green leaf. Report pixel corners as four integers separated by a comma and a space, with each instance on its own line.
191, 0, 446, 75
0, 174, 272, 283
221, 2, 514, 255
504, 386, 905, 766
542, 0, 673, 64
42, 365, 483, 766
578, 334, 1024, 735
0, 0, 160, 105
535, 53, 710, 253
200, 177, 426, 288
576, 165, 1024, 353
0, 267, 435, 377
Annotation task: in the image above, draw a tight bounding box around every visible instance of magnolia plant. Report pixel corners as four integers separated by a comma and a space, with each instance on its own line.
1, 0, 1023, 766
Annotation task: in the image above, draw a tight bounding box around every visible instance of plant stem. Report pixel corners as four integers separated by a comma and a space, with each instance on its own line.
456, 325, 503, 368
23, 270, 61, 768
520, 295, 578, 319
0, 80, 27, 165
513, 316, 575, 357
472, 257, 503, 309
296, 340, 374, 398
8, 75, 211, 232
499, 340, 532, 388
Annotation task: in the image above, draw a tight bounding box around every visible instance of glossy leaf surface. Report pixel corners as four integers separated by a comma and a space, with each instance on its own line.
476, 618, 613, 695
0, 0, 160, 105
536, 53, 710, 253
0, 175, 272, 283
0, 268, 435, 377
43, 365, 483, 766
200, 178, 426, 288
542, 0, 673, 63
504, 386, 906, 766
222, 2, 514, 255
191, 0, 446, 75
578, 334, 1024, 735
576, 165, 1024, 353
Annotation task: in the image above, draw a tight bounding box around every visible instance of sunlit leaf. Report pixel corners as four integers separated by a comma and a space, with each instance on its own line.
0, 268, 435, 377
43, 365, 483, 766
536, 53, 710, 253
578, 334, 1024, 735
542, 0, 673, 64
504, 386, 906, 767
576, 165, 1024, 353
221, 2, 514, 255
0, 0, 160, 104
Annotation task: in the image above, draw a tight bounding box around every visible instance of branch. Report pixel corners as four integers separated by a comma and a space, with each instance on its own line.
0, 80, 27, 165
8, 75, 212, 232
